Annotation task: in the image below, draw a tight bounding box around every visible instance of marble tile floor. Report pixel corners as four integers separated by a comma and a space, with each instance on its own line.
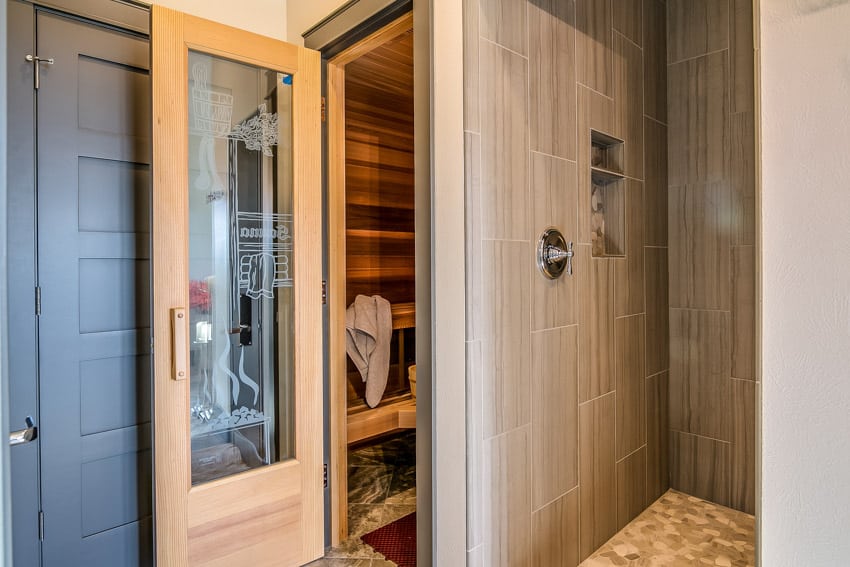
581, 489, 755, 567
307, 431, 416, 567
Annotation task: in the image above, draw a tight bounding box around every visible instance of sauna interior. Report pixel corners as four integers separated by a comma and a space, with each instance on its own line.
331, 13, 418, 546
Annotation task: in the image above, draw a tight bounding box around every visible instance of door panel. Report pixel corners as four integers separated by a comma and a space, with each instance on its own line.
7, 2, 41, 565
36, 12, 152, 566
152, 7, 323, 566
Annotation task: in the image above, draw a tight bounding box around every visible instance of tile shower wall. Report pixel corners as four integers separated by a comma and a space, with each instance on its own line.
666, 0, 756, 514
463, 1, 669, 564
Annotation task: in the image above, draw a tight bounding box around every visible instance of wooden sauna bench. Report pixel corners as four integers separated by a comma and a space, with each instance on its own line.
347, 302, 416, 444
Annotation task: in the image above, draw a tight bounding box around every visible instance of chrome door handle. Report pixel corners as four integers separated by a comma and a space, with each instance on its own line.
9, 416, 37, 447
25, 55, 54, 90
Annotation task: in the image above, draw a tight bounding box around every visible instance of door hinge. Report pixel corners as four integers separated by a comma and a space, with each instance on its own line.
323, 463, 328, 488
38, 510, 44, 541
35, 286, 41, 316
321, 96, 326, 122
321, 280, 327, 304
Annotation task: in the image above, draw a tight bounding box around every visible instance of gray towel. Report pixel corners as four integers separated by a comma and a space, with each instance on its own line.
345, 295, 392, 408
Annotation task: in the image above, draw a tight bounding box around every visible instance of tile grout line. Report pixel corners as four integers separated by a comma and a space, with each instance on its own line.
667, 46, 730, 67
530, 148, 577, 164
644, 113, 667, 127
578, 388, 616, 408
479, 35, 528, 61
670, 428, 733, 445
616, 442, 648, 465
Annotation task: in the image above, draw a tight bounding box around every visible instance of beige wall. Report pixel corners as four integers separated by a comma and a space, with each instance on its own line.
463, 1, 668, 563
760, 0, 850, 563
287, 0, 349, 45
149, 0, 288, 40
666, 0, 757, 515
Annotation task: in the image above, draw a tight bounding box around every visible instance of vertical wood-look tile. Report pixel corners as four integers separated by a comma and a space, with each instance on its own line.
731, 378, 756, 514
732, 246, 755, 380
466, 340, 484, 549
576, 0, 612, 96
730, 0, 755, 114
646, 371, 670, 503
479, 0, 528, 55
645, 247, 669, 376
668, 183, 732, 311
616, 446, 647, 529
731, 111, 755, 246
669, 309, 732, 441
484, 426, 532, 566
480, 39, 529, 240
643, 0, 667, 123
668, 52, 729, 187
529, 0, 577, 161
667, 0, 730, 63
531, 152, 578, 331
613, 0, 642, 47
482, 240, 531, 438
578, 86, 617, 245
463, 0, 480, 132
532, 326, 579, 510
612, 31, 644, 179
669, 430, 731, 507
578, 245, 616, 402
615, 180, 644, 316
579, 393, 617, 561
643, 117, 668, 247
465, 132, 482, 341
532, 488, 580, 567
615, 314, 646, 459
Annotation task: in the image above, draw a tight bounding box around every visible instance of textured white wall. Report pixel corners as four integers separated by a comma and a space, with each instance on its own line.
760, 0, 850, 564
151, 0, 288, 40
287, 0, 349, 44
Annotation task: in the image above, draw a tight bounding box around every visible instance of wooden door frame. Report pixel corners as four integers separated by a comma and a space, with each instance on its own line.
151, 7, 323, 565
326, 11, 414, 545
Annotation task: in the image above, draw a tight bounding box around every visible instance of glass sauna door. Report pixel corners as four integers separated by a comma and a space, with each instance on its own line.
151, 7, 323, 566
187, 52, 295, 485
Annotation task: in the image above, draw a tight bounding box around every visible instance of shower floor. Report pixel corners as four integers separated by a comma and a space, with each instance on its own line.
581, 489, 755, 566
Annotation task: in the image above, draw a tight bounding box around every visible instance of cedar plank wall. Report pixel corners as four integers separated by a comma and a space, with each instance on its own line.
666, 0, 756, 514
344, 30, 416, 306
463, 1, 670, 564
344, 30, 415, 403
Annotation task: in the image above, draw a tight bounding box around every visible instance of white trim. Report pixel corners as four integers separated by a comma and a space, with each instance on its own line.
427, 0, 466, 563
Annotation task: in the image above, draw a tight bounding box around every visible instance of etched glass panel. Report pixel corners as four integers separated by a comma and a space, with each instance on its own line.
187, 51, 294, 485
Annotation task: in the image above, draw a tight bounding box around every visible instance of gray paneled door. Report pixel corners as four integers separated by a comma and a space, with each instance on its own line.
8, 6, 153, 566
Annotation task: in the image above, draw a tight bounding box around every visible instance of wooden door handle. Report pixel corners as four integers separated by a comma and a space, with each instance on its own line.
171, 307, 187, 381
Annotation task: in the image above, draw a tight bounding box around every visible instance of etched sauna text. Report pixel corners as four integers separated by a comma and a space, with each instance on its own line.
236, 212, 294, 299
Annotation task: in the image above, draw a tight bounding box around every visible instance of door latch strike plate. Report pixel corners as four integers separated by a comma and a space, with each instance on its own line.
38, 510, 44, 541
35, 286, 41, 316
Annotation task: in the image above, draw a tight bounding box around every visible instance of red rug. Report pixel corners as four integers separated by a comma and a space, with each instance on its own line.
361, 512, 416, 567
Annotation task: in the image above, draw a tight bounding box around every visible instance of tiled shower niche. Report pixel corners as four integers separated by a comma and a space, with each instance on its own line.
590, 130, 625, 258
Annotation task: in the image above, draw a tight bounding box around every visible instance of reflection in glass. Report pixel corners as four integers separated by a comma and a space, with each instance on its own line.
187, 51, 294, 485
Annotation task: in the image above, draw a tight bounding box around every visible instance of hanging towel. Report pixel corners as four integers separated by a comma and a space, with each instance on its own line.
345, 295, 392, 408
